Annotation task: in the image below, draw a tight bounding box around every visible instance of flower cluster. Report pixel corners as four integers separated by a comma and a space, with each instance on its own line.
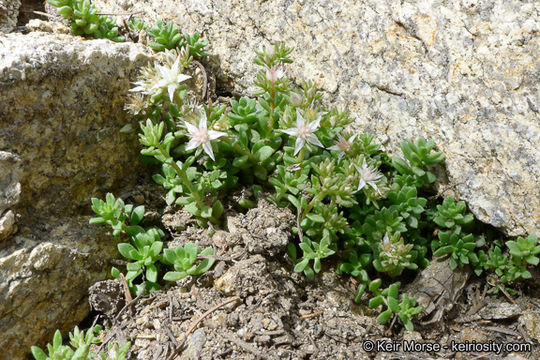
129, 49, 192, 104
375, 232, 417, 277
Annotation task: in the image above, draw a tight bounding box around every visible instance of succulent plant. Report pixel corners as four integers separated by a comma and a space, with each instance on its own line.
47, 0, 124, 41
88, 39, 538, 336
368, 280, 423, 331
31, 326, 130, 360
432, 231, 485, 270
432, 196, 474, 233
392, 137, 445, 186
162, 242, 215, 281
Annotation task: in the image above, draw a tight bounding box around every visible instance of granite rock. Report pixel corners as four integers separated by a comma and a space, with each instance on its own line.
0, 151, 22, 242
0, 32, 153, 226
0, 0, 20, 33
0, 151, 22, 216
0, 32, 154, 359
94, 0, 539, 236
0, 210, 16, 241
0, 217, 119, 359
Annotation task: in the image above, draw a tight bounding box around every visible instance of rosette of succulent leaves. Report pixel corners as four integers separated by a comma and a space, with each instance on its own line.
90, 41, 539, 332
31, 325, 130, 360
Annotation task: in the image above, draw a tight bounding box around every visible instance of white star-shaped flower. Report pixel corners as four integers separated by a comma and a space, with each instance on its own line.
328, 133, 357, 162
152, 56, 191, 101
280, 109, 324, 155
129, 80, 149, 94
129, 66, 157, 95
184, 112, 226, 161
354, 158, 383, 194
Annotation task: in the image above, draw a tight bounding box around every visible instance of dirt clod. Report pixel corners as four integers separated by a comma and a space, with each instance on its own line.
88, 279, 125, 320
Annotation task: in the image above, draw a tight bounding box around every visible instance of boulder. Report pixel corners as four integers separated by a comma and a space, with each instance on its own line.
0, 219, 119, 359
0, 0, 20, 33
0, 32, 153, 226
94, 0, 539, 236
0, 32, 153, 359
0, 151, 22, 241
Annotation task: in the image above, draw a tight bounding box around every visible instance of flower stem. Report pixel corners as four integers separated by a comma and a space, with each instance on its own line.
302, 191, 327, 221
295, 147, 306, 177
173, 88, 184, 107
157, 144, 204, 208
266, 86, 276, 137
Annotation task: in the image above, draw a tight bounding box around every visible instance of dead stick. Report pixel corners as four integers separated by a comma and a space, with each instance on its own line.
119, 273, 133, 303
96, 329, 118, 355
499, 284, 517, 305
192, 60, 208, 101
518, 323, 532, 344
483, 326, 520, 337
296, 199, 304, 243
198, 255, 238, 261
386, 315, 397, 336
113, 283, 146, 323
300, 310, 324, 319
166, 296, 241, 360
31, 11, 59, 20
164, 323, 180, 347
168, 294, 173, 323
186, 296, 240, 334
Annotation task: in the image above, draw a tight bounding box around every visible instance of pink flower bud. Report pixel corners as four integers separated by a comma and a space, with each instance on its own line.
266, 65, 284, 83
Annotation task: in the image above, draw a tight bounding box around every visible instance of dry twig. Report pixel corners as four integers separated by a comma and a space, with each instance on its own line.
192, 60, 208, 101
166, 296, 241, 360
499, 285, 517, 305
119, 273, 133, 303
113, 283, 146, 323
164, 324, 180, 347
186, 296, 240, 334
518, 323, 532, 344
484, 326, 520, 337
96, 11, 144, 16
31, 10, 59, 20
467, 285, 487, 316
168, 293, 174, 323
296, 199, 304, 243
300, 310, 324, 319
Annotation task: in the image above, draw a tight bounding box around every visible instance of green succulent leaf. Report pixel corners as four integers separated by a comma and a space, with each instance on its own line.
131, 206, 145, 225
369, 296, 384, 308
118, 243, 137, 260
30, 347, 47, 360
294, 258, 309, 273
163, 271, 188, 282
377, 309, 393, 324
146, 264, 158, 283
